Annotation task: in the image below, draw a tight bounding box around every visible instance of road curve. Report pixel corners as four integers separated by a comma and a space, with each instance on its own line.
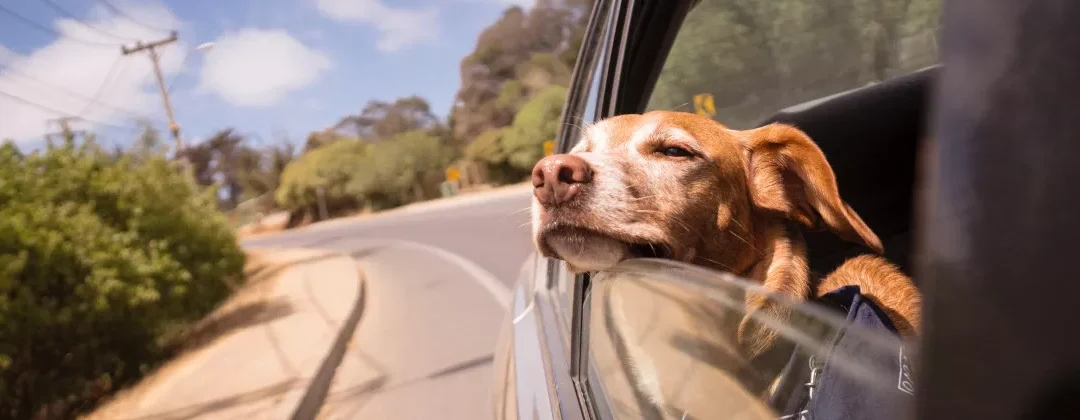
243, 185, 535, 419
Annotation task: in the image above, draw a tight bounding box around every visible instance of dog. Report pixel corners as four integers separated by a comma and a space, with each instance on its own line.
530, 110, 921, 417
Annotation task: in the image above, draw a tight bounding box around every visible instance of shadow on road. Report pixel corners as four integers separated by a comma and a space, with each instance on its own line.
113, 379, 302, 420
175, 299, 296, 355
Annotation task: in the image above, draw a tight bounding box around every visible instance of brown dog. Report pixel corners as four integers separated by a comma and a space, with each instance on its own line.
530, 110, 920, 378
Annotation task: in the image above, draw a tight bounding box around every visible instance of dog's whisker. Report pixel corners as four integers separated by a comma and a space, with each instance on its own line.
700, 256, 735, 272
504, 207, 533, 219
671, 102, 692, 112
727, 229, 757, 253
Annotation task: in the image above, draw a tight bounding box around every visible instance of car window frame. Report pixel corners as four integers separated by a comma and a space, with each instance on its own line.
566, 3, 699, 417
537, 0, 624, 418
537, 0, 700, 418
546, 0, 619, 342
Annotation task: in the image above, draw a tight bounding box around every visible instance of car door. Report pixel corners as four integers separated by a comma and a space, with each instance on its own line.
560, 0, 942, 418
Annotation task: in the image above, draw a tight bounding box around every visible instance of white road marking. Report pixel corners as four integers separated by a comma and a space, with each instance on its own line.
357, 239, 512, 309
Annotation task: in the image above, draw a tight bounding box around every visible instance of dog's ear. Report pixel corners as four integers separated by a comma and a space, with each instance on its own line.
742, 123, 883, 254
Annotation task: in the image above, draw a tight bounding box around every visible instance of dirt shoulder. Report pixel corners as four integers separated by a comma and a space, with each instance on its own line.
83, 248, 363, 420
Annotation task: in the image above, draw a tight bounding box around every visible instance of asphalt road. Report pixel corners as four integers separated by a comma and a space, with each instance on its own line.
242, 184, 535, 419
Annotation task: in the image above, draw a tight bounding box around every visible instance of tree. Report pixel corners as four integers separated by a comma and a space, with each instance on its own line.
449, 1, 594, 144
501, 85, 568, 172
276, 138, 369, 218
648, 0, 940, 128
349, 130, 456, 208
464, 128, 521, 185
332, 96, 443, 143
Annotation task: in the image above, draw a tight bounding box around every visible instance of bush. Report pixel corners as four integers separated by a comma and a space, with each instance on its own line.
349, 130, 456, 208
0, 138, 245, 418
277, 130, 456, 218
464, 128, 521, 185
501, 85, 568, 172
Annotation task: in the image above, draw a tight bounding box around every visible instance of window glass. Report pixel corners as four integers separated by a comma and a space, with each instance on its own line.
587, 262, 917, 419
550, 0, 614, 330
562, 2, 613, 152
647, 0, 940, 128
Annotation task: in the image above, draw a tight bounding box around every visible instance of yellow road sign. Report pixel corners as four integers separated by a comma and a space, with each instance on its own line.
693, 93, 716, 118
543, 140, 555, 156
446, 167, 460, 182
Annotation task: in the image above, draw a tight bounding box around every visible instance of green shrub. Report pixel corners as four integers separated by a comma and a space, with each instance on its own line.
0, 139, 245, 418
275, 138, 370, 217
501, 85, 568, 171
277, 131, 456, 217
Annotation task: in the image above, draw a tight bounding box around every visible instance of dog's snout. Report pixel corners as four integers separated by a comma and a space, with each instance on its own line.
532, 154, 593, 206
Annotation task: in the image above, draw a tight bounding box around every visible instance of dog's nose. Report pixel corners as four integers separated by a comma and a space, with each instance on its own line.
532, 154, 593, 206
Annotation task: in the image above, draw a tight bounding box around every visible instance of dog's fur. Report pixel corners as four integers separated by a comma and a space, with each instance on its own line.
530, 111, 921, 415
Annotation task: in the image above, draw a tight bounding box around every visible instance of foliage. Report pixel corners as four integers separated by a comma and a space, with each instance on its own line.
449, 1, 594, 143
276, 137, 370, 216
0, 138, 245, 418
178, 129, 296, 211
332, 96, 444, 144
648, 0, 940, 128
464, 128, 521, 185
349, 130, 456, 207
501, 85, 568, 172
275, 127, 456, 219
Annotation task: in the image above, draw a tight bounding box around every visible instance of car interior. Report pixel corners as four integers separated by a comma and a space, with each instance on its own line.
761, 65, 937, 280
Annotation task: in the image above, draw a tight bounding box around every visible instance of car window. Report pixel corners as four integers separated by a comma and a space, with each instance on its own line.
550, 0, 615, 330
557, 2, 614, 153
585, 260, 916, 419
646, 0, 941, 128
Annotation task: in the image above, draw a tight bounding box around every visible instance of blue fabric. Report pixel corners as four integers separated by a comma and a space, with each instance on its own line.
775, 285, 916, 420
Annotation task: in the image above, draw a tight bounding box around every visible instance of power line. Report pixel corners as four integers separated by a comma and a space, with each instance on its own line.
94, 0, 172, 35
72, 57, 128, 117
70, 57, 135, 118
0, 60, 164, 123
0, 3, 118, 47
39, 0, 137, 43
165, 47, 193, 94
0, 87, 142, 132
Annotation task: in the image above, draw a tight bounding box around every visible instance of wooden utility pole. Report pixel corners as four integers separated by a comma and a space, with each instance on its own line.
45, 116, 86, 144
121, 31, 183, 153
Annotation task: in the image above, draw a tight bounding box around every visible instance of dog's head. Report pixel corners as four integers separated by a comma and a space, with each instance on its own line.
531, 110, 882, 273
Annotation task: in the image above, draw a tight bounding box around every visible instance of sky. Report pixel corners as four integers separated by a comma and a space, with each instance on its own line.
0, 0, 533, 150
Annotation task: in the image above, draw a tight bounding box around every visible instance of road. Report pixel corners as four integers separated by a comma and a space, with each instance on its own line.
242, 184, 535, 419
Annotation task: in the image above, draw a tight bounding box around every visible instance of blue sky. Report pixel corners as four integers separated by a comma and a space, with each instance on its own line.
0, 0, 528, 149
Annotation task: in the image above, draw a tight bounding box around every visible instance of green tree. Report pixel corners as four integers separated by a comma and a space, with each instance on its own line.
464, 128, 521, 185
276, 137, 369, 218
449, 1, 594, 143
648, 0, 940, 128
352, 130, 456, 208
333, 96, 444, 143
501, 85, 568, 172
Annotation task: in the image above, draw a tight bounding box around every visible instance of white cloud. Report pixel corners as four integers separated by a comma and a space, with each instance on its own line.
456, 0, 536, 9
0, 45, 17, 64
314, 0, 439, 52
196, 29, 330, 108
491, 0, 536, 7
0, 1, 186, 144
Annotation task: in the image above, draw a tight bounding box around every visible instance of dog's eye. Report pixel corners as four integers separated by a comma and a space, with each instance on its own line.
659, 146, 694, 158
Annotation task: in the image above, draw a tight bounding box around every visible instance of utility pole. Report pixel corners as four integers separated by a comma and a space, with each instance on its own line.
47, 116, 82, 134
121, 31, 183, 154
45, 116, 86, 145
